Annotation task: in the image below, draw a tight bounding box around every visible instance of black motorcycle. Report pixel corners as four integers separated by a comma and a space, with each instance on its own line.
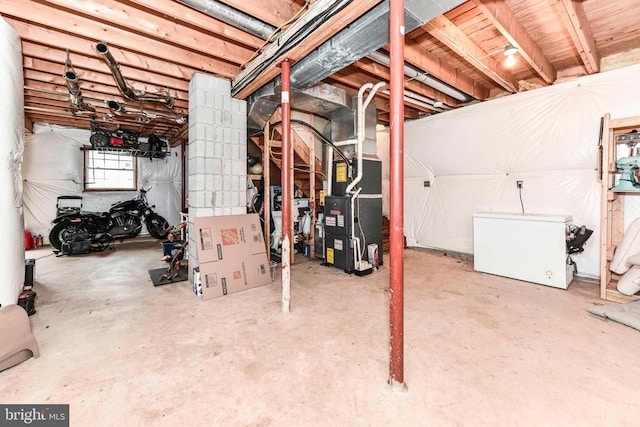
49, 188, 170, 250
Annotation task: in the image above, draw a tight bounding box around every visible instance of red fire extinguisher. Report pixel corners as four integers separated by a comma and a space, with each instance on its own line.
25, 231, 33, 250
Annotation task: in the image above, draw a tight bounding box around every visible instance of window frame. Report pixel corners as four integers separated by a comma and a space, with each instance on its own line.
83, 148, 138, 192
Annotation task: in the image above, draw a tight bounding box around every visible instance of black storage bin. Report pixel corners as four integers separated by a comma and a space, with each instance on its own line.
25, 259, 35, 286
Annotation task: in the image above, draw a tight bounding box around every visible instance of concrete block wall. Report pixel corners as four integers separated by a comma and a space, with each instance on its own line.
187, 73, 247, 278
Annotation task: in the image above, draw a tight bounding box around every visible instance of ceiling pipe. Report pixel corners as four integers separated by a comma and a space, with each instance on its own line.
96, 42, 174, 108
108, 100, 188, 125
367, 50, 471, 103
177, 0, 277, 40
64, 70, 95, 114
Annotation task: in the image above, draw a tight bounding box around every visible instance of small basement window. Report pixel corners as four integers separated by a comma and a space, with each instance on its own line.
84, 150, 137, 191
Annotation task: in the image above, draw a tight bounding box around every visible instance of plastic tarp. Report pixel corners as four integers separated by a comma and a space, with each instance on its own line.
23, 124, 182, 244
378, 63, 640, 279
0, 18, 25, 307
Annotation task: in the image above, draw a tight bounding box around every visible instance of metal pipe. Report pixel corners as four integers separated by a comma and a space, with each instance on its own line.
280, 58, 292, 313
389, 0, 405, 391
64, 70, 95, 113
178, 0, 276, 40
345, 81, 386, 195
95, 42, 174, 108
108, 100, 188, 124
367, 50, 470, 103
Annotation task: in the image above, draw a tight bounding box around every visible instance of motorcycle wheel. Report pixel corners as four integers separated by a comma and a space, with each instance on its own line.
49, 220, 90, 250
145, 214, 170, 239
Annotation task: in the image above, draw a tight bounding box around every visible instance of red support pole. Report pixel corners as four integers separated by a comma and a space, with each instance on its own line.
389, 0, 406, 390
280, 58, 292, 253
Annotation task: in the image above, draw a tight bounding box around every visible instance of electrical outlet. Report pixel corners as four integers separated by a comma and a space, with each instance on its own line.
517, 180, 523, 189
424, 180, 431, 187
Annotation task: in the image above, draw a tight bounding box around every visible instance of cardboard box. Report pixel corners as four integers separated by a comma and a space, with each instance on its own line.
194, 214, 271, 300
194, 214, 266, 265
199, 252, 270, 299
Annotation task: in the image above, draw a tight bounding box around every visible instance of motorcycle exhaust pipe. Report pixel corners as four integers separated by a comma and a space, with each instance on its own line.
64, 70, 96, 113
108, 100, 188, 125
96, 42, 174, 108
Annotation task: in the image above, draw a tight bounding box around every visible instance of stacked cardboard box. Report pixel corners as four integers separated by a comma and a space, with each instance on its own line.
194, 214, 271, 300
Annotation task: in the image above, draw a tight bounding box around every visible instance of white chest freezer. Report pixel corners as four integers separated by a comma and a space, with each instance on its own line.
473, 212, 573, 289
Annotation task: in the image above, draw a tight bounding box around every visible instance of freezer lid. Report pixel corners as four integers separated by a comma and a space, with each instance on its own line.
473, 212, 572, 223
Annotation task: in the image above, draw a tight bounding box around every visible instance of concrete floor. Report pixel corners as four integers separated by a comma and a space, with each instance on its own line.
2, 240, 639, 426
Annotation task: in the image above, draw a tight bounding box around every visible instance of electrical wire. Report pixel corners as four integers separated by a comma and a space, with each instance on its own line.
241, 0, 312, 69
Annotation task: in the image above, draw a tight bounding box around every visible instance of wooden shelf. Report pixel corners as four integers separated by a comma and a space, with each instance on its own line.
600, 113, 640, 302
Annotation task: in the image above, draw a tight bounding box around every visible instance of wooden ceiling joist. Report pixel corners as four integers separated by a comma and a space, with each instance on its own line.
233, 0, 384, 99
23, 56, 189, 102
556, 0, 600, 73
40, 0, 255, 65
22, 42, 190, 93
424, 15, 518, 93
353, 58, 461, 108
401, 43, 490, 101
472, 0, 557, 84
0, 1, 240, 77
7, 19, 197, 81
126, 0, 265, 49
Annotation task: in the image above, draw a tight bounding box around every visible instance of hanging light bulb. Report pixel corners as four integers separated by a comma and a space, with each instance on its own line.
504, 44, 518, 67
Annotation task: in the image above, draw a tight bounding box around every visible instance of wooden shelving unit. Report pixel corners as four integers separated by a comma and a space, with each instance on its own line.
600, 113, 640, 302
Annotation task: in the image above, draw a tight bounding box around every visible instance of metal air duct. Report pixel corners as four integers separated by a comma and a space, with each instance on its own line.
96, 42, 174, 108
288, 0, 467, 89
64, 70, 95, 114
177, 0, 277, 40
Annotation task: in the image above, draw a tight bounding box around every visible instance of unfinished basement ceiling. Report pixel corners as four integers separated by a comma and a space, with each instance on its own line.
4, 0, 640, 140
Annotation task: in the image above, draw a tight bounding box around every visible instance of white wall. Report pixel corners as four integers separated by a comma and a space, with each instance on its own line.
380, 63, 640, 279
0, 17, 26, 307
23, 123, 183, 243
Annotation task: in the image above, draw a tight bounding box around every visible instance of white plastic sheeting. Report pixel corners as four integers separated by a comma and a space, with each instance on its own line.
0, 18, 25, 307
23, 124, 182, 243
381, 63, 640, 279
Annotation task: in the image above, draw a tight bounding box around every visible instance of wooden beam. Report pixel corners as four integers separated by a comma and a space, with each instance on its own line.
217, 0, 305, 27
24, 115, 33, 134
233, 0, 383, 99
400, 43, 490, 101
6, 18, 198, 81
22, 42, 190, 92
556, 0, 600, 73
41, 0, 255, 65
23, 56, 189, 102
126, 0, 265, 49
472, 0, 557, 84
23, 71, 189, 110
0, 2, 240, 77
354, 58, 461, 107
424, 15, 518, 93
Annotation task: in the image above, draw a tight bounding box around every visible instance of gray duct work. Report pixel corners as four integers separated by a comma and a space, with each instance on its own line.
96, 42, 174, 108
288, 0, 467, 88
64, 70, 95, 114
108, 100, 188, 125
177, 0, 276, 40
242, 0, 467, 129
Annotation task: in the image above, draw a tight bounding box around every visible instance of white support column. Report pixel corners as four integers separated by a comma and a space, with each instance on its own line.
187, 73, 247, 282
